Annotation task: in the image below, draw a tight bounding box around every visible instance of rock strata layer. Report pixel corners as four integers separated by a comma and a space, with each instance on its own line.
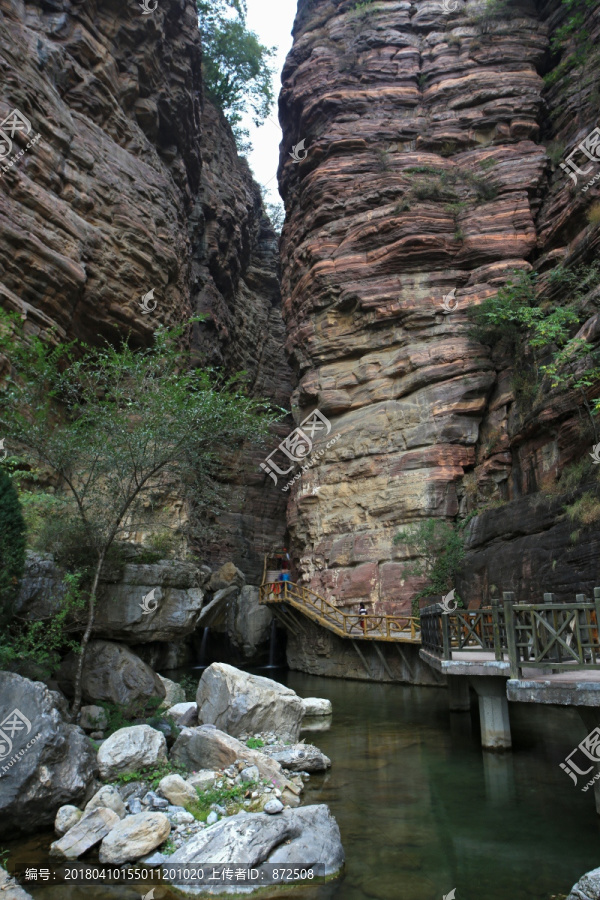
277, 0, 600, 609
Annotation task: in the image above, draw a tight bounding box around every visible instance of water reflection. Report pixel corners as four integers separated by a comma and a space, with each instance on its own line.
11, 674, 600, 900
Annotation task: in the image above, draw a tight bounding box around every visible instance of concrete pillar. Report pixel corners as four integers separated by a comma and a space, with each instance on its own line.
578, 707, 600, 816
483, 752, 516, 805
469, 676, 511, 750
448, 675, 471, 712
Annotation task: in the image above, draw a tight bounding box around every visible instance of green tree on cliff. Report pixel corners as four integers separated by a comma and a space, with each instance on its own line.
197, 0, 275, 150
0, 313, 274, 714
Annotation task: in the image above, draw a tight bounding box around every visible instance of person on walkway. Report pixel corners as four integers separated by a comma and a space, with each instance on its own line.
358, 602, 367, 634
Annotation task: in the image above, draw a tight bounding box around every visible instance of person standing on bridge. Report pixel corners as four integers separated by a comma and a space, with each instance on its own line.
359, 602, 367, 635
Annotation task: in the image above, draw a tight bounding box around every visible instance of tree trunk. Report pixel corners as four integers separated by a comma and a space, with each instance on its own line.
71, 551, 105, 718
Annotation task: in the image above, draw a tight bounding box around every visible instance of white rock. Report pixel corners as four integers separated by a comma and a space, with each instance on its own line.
50, 807, 120, 860
171, 811, 195, 825
159, 774, 198, 808
79, 705, 109, 731
167, 701, 198, 719
98, 812, 171, 864
158, 674, 186, 708
197, 663, 304, 741
264, 799, 284, 815
206, 811, 218, 825
97, 725, 167, 780
301, 697, 332, 717
85, 785, 127, 819
54, 805, 83, 836
186, 769, 218, 792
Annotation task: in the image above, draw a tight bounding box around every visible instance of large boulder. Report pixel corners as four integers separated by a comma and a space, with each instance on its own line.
97, 725, 167, 780
158, 675, 185, 708
49, 807, 120, 860
164, 804, 344, 879
301, 697, 332, 718
158, 773, 197, 807
0, 672, 96, 838
55, 805, 83, 836
567, 867, 600, 900
56, 640, 166, 711
85, 784, 127, 818
226, 585, 273, 660
99, 811, 170, 864
93, 561, 205, 643
197, 664, 304, 741
170, 726, 297, 794
209, 562, 245, 593
269, 743, 331, 773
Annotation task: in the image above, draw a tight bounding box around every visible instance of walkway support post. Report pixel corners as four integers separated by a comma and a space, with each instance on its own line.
491, 598, 502, 661
503, 592, 519, 679
447, 675, 471, 712
469, 676, 512, 750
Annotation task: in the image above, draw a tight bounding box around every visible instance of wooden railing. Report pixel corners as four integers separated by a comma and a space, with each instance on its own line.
504, 589, 600, 678
421, 600, 506, 661
259, 581, 420, 643
420, 589, 600, 676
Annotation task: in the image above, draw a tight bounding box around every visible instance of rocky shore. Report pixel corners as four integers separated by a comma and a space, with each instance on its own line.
0, 663, 341, 896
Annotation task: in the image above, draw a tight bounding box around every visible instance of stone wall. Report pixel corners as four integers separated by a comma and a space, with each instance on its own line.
277, 0, 600, 611
286, 616, 444, 685
0, 0, 292, 579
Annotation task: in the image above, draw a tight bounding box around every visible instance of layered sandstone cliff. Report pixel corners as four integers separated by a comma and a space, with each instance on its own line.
277, 0, 600, 610
0, 0, 292, 579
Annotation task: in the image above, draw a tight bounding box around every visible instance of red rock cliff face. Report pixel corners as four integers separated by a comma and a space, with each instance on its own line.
0, 0, 292, 578
277, 0, 600, 609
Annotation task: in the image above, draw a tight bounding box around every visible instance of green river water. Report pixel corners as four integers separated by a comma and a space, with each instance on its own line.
10, 670, 600, 900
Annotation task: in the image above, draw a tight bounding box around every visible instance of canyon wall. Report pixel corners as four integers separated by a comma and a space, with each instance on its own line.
0, 0, 291, 581
277, 0, 600, 612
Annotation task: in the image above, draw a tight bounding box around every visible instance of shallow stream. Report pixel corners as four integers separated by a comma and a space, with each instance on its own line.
9, 670, 600, 900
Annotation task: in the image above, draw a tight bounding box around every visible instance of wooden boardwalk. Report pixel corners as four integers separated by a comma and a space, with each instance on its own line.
259, 565, 420, 643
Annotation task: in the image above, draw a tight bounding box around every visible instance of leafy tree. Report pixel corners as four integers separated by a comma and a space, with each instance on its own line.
469, 263, 600, 435
197, 0, 275, 149
394, 519, 465, 615
0, 313, 275, 714
0, 468, 26, 627
0, 571, 87, 678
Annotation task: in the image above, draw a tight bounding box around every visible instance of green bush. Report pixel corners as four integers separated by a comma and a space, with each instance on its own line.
0, 469, 26, 626
394, 519, 466, 615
